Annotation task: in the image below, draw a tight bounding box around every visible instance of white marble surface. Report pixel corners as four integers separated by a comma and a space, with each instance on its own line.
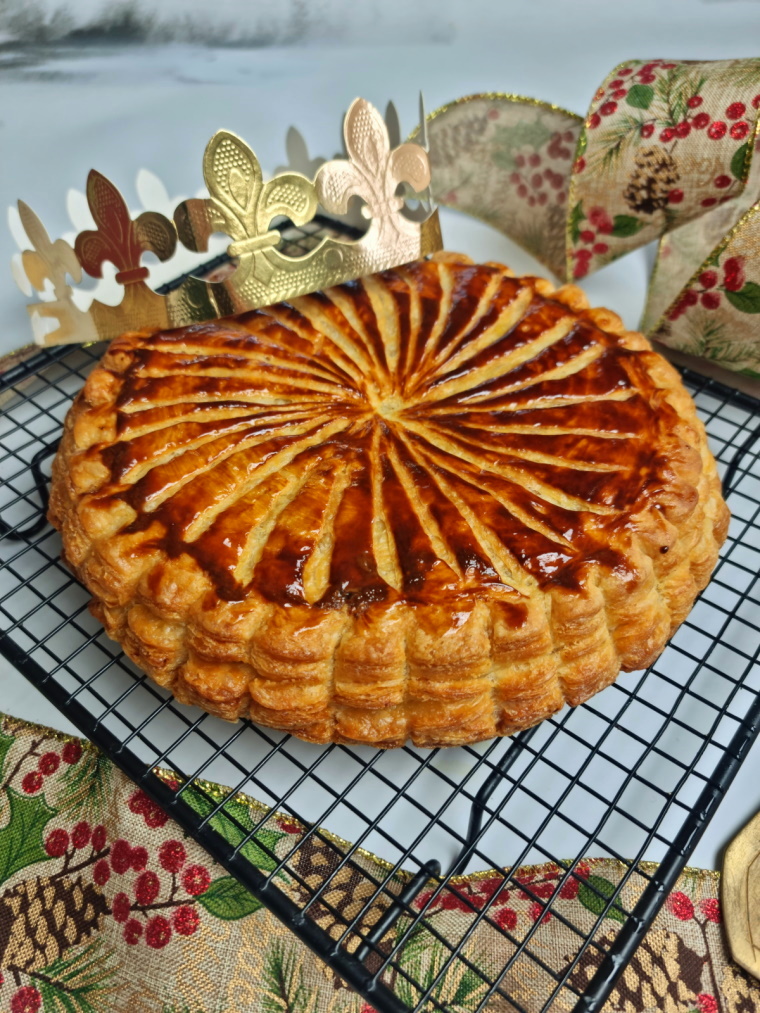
3, 17, 760, 871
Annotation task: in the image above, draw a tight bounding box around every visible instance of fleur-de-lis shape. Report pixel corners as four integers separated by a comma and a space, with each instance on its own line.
75, 170, 176, 285
15, 200, 98, 346
175, 130, 318, 284
316, 98, 431, 230
17, 199, 82, 297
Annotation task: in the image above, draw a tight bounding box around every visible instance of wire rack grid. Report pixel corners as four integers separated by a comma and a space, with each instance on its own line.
2, 222, 760, 1013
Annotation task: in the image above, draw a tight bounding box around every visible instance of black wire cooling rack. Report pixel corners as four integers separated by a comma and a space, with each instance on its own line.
3, 222, 760, 1013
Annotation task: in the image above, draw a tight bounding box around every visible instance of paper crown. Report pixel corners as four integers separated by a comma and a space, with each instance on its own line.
11, 97, 442, 347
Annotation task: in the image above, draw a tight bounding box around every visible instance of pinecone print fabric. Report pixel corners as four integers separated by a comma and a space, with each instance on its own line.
1, 712, 760, 1012
623, 147, 680, 214
426, 58, 760, 378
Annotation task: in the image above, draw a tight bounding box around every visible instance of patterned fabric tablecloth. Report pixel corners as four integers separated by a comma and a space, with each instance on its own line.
0, 710, 757, 1013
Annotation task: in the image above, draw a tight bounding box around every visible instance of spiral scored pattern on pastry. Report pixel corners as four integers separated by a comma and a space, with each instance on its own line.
49, 254, 729, 747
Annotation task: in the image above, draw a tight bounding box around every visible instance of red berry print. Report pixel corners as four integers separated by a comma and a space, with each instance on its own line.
509, 172, 521, 185
559, 877, 580, 900
71, 821, 91, 850
580, 230, 595, 244
675, 121, 691, 138
731, 121, 749, 140
699, 270, 718, 289
93, 859, 111, 886
660, 127, 675, 142
528, 153, 541, 167
574, 157, 586, 174
124, 918, 143, 945
684, 290, 699, 307
527, 195, 536, 208
700, 897, 721, 922
619, 68, 633, 76
701, 292, 721, 310
708, 121, 727, 140
714, 175, 731, 189
612, 89, 627, 100
573, 262, 589, 279
588, 206, 613, 234
110, 838, 133, 875
128, 790, 151, 815
173, 905, 201, 936
667, 298, 687, 321
92, 824, 107, 851
529, 900, 551, 924
130, 846, 149, 872
531, 172, 543, 189
413, 889, 433, 910
146, 915, 172, 949
38, 751, 60, 775
474, 876, 502, 899
668, 189, 684, 204
517, 184, 528, 198
588, 113, 601, 129
753, 94, 760, 109
600, 101, 617, 116
723, 256, 746, 291
531, 881, 556, 900
701, 197, 717, 208
44, 828, 70, 858
278, 821, 302, 835
135, 870, 161, 906
496, 906, 518, 931
22, 771, 43, 794
159, 839, 187, 873
640, 123, 654, 138
144, 805, 169, 829
693, 112, 710, 129
10, 986, 42, 1013
667, 890, 694, 920
439, 891, 471, 912
696, 995, 718, 1013
487, 108, 499, 120
183, 864, 211, 896
62, 740, 82, 765
687, 95, 703, 108
609, 79, 623, 89
112, 892, 132, 923
514, 154, 526, 168
592, 242, 609, 255
726, 102, 746, 121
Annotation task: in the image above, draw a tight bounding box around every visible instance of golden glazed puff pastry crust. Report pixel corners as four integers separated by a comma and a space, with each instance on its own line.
49, 254, 729, 748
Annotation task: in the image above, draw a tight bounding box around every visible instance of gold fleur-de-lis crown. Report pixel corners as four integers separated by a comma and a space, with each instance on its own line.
12, 97, 442, 347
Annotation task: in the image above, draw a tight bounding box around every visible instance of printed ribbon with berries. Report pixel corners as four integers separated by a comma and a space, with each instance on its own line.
2, 712, 760, 1012
426, 58, 760, 377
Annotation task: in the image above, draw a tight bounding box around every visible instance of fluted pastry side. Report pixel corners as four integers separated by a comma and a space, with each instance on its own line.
49, 254, 729, 747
